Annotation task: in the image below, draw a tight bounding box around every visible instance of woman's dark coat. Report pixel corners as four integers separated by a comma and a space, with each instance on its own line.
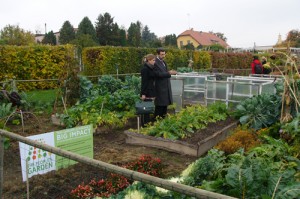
140, 63, 156, 98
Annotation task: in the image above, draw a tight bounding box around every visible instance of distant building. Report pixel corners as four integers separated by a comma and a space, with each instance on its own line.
177, 28, 229, 49
35, 33, 45, 43
34, 28, 78, 45
34, 32, 60, 44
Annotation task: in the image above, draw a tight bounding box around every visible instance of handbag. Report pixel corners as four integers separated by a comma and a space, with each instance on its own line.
135, 100, 155, 114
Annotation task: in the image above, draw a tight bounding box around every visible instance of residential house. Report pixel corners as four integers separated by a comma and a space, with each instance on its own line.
177, 28, 229, 49
35, 28, 78, 45
34, 32, 60, 45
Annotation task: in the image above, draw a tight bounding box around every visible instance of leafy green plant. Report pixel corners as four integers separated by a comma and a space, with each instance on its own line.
140, 102, 228, 140
281, 114, 300, 137
12, 119, 20, 125
0, 103, 14, 119
234, 94, 281, 130
61, 87, 138, 128
122, 75, 141, 96
0, 121, 11, 149
177, 67, 193, 73
4, 137, 10, 149
181, 136, 300, 199
63, 76, 140, 128
96, 75, 123, 95
79, 76, 94, 103
278, 114, 300, 155
182, 149, 225, 187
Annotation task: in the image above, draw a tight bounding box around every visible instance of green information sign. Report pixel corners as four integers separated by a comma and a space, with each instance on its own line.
55, 125, 93, 169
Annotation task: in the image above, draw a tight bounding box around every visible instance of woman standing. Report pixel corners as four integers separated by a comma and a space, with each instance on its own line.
140, 54, 156, 127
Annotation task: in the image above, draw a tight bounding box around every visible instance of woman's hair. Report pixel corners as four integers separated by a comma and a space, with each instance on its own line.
142, 54, 156, 64
253, 55, 259, 60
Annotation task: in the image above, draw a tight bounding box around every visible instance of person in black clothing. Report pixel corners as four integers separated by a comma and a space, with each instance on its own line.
140, 54, 157, 127
153, 48, 177, 119
251, 55, 263, 74
261, 56, 267, 65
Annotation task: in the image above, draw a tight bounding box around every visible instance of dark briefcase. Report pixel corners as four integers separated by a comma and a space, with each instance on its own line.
135, 100, 155, 114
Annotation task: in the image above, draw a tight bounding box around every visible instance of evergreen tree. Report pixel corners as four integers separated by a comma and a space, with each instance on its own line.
141, 25, 160, 47
127, 21, 142, 47
59, 20, 75, 44
119, 28, 127, 46
110, 23, 122, 46
141, 25, 151, 43
164, 34, 177, 47
71, 34, 98, 66
71, 34, 97, 48
0, 24, 35, 45
42, 31, 56, 45
95, 12, 115, 45
77, 16, 97, 43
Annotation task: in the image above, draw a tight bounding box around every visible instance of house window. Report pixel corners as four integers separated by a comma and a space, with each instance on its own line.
180, 41, 183, 47
187, 40, 191, 44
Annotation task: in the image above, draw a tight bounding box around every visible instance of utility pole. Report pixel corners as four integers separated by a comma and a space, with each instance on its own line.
187, 13, 190, 29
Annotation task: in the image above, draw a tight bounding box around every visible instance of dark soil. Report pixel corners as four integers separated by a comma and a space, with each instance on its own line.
2, 114, 236, 199
181, 117, 237, 145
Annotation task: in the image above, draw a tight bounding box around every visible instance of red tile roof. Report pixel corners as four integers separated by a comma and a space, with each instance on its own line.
178, 29, 229, 47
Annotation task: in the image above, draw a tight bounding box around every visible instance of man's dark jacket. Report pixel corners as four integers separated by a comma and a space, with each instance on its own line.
154, 57, 173, 106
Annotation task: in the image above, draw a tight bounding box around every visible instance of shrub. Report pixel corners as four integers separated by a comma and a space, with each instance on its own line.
215, 126, 261, 154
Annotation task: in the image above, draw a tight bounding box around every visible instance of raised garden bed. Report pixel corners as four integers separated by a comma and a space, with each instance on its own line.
125, 117, 238, 157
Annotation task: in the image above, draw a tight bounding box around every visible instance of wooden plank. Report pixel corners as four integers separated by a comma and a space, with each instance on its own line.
125, 131, 198, 156
197, 122, 238, 156
125, 121, 238, 157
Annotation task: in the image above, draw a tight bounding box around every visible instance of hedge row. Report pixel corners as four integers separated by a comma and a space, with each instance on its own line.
0, 45, 75, 90
210, 52, 253, 69
81, 46, 212, 76
81, 47, 259, 76
1, 45, 262, 91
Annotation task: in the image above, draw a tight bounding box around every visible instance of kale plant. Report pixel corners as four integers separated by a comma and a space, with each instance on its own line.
234, 94, 281, 130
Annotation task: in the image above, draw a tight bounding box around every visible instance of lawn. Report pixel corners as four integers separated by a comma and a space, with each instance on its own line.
24, 89, 58, 104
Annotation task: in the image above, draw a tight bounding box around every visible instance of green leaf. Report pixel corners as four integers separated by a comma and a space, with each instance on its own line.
239, 115, 250, 124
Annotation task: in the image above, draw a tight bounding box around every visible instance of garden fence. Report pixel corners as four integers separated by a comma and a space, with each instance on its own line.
0, 129, 237, 199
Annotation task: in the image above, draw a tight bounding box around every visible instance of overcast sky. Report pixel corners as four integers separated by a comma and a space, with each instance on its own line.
0, 0, 299, 48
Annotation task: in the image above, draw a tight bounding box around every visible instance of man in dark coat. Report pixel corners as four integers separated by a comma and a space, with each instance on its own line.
154, 48, 177, 119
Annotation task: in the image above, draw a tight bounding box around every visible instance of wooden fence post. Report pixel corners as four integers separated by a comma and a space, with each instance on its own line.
0, 135, 4, 199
